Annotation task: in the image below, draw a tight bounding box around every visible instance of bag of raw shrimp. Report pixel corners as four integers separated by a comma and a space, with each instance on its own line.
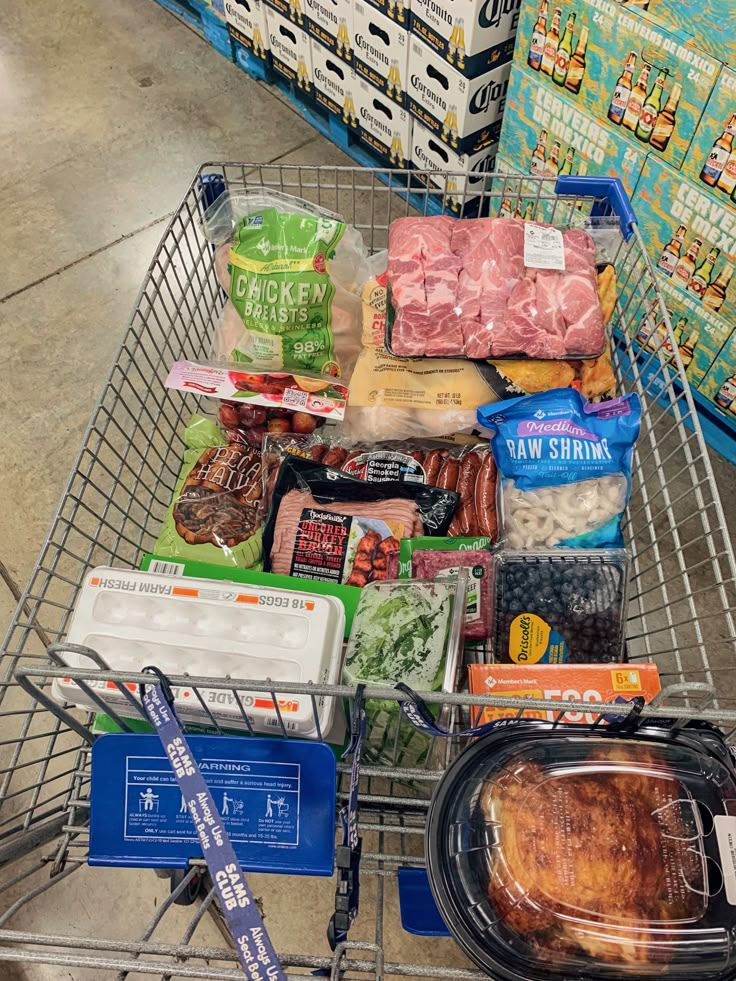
477, 389, 641, 549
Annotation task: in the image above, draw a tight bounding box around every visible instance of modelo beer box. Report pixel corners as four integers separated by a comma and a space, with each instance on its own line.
225, 0, 270, 61
353, 2, 409, 106
410, 0, 520, 79
682, 67, 736, 206
632, 154, 736, 382
356, 78, 413, 167
626, 0, 736, 67
311, 39, 360, 127
407, 34, 509, 155
497, 64, 648, 194
267, 10, 314, 88
699, 330, 736, 433
515, 0, 720, 170
411, 119, 496, 216
304, 0, 353, 63
632, 268, 734, 390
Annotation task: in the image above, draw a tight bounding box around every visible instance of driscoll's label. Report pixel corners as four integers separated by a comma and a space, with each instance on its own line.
228, 208, 346, 375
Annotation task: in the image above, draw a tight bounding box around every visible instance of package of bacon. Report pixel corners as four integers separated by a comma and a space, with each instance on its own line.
262, 455, 459, 587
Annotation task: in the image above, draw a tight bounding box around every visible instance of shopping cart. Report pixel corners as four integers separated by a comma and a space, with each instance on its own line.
0, 164, 735, 980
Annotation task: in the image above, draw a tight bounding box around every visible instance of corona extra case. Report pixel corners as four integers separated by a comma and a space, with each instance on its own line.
266, 9, 314, 86
311, 39, 359, 124
353, 2, 409, 106
407, 34, 510, 154
410, 0, 520, 78
355, 78, 413, 166
225, 0, 271, 61
410, 116, 496, 215
301, 0, 353, 63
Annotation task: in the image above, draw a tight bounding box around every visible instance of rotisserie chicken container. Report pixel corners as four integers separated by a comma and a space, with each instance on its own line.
426, 721, 736, 981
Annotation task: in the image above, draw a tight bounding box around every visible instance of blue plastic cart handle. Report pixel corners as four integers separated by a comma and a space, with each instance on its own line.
555, 176, 637, 240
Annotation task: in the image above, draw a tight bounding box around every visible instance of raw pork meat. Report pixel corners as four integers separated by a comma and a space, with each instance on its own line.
387, 217, 606, 360
388, 217, 464, 356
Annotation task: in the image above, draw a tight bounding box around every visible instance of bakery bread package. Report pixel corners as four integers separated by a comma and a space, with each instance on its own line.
426, 722, 736, 981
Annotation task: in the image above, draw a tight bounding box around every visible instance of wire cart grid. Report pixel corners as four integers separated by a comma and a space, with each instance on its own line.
0, 164, 734, 979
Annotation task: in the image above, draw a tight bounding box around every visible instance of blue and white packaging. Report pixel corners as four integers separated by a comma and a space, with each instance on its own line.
477, 389, 641, 548
89, 733, 336, 874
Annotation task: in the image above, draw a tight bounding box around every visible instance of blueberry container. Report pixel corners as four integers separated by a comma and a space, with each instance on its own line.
426, 720, 736, 980
491, 548, 629, 664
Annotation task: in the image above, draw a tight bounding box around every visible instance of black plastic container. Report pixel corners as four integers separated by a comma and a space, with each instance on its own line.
426, 721, 736, 981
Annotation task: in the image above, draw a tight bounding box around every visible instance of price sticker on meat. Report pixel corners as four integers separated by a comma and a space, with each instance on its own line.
523, 223, 566, 270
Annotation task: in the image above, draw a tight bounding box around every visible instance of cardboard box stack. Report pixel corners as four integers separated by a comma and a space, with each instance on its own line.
407, 0, 521, 213
496, 0, 736, 461
230, 0, 520, 193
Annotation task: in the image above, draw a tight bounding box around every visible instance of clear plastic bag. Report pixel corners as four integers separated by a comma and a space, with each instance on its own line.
203, 189, 370, 380
501, 475, 628, 549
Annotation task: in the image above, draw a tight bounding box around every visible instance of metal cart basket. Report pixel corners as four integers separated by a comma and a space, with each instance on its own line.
1, 164, 735, 980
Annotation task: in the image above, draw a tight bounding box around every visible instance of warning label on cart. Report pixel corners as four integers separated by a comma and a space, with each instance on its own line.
125, 755, 300, 847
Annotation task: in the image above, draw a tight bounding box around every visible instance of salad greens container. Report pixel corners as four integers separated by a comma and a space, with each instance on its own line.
343, 574, 467, 769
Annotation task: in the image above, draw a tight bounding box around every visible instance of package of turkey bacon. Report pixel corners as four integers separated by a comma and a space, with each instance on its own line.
385, 215, 620, 362
262, 455, 459, 588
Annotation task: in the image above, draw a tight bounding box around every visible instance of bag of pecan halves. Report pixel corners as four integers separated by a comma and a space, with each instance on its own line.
154, 415, 263, 569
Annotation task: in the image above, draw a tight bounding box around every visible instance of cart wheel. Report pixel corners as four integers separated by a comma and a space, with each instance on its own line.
170, 869, 204, 906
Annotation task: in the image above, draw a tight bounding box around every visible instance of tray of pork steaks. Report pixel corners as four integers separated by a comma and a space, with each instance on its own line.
385, 216, 609, 361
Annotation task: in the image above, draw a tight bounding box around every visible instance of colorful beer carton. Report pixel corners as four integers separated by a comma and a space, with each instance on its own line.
225, 0, 270, 60
410, 0, 519, 79
623, 0, 736, 67
356, 78, 413, 167
490, 155, 582, 223
468, 663, 661, 725
303, 0, 353, 63
407, 34, 509, 154
266, 9, 314, 89
498, 64, 649, 196
515, 0, 721, 169
699, 331, 736, 426
310, 39, 360, 127
632, 155, 736, 369
631, 272, 734, 387
682, 67, 736, 206
410, 118, 496, 214
353, 2, 410, 106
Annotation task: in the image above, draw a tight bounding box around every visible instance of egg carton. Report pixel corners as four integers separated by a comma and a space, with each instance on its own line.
52, 567, 345, 738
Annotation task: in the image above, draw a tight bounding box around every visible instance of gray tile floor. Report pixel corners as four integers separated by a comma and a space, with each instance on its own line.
0, 0, 735, 977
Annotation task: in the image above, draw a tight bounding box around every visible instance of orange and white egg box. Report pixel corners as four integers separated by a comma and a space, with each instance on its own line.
468, 662, 661, 726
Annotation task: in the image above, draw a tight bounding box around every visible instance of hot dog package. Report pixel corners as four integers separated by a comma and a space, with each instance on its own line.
478, 389, 641, 549
262, 456, 459, 587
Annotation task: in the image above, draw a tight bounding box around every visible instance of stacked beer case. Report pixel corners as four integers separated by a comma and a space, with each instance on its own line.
225, 0, 521, 214
405, 0, 519, 214
497, 0, 736, 462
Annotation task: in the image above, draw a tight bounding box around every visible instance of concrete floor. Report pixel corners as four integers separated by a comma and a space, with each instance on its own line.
0, 0, 735, 978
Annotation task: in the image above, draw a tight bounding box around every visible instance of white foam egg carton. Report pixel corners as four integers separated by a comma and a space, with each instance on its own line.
52, 567, 345, 738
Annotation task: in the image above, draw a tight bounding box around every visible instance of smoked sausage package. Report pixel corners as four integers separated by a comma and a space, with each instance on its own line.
261, 436, 499, 544
262, 455, 459, 588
